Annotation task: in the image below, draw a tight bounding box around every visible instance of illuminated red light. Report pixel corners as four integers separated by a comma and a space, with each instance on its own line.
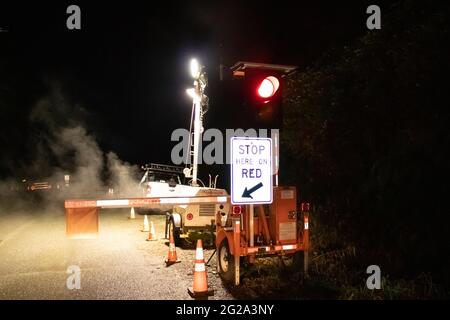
187, 213, 194, 220
301, 203, 310, 212
232, 206, 242, 215
257, 76, 280, 99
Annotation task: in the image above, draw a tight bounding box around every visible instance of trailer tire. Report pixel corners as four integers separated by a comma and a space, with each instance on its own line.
293, 251, 305, 270
218, 239, 235, 283
282, 251, 304, 273
168, 218, 181, 247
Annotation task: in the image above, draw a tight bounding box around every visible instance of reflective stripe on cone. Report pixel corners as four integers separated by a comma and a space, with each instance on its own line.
165, 229, 180, 266
188, 239, 214, 299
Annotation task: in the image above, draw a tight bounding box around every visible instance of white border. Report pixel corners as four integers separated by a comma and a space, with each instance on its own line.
230, 136, 273, 205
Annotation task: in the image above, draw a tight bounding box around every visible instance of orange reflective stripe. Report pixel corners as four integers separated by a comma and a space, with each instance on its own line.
65, 200, 97, 208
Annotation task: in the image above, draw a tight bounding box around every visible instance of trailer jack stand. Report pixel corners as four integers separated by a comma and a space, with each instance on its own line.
164, 212, 173, 239
205, 249, 216, 267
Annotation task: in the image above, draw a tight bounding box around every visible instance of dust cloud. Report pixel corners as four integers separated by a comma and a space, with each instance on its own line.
0, 82, 142, 212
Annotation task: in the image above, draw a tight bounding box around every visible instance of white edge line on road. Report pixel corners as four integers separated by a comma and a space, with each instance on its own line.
0, 219, 35, 250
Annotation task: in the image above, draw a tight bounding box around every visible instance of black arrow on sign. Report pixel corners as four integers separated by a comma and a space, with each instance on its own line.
242, 182, 263, 199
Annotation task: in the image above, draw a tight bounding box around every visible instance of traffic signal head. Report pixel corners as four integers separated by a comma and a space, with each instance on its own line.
248, 72, 283, 124
229, 62, 297, 128
257, 76, 280, 100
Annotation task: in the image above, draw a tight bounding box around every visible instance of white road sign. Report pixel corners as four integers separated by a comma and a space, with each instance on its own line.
231, 137, 273, 204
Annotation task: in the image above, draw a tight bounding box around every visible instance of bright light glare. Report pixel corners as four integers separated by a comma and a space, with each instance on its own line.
190, 59, 200, 79
186, 88, 200, 102
258, 76, 280, 98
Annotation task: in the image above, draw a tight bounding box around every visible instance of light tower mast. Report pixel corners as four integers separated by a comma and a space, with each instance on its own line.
185, 59, 208, 187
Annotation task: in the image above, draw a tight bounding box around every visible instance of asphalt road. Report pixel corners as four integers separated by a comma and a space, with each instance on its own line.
0, 204, 233, 300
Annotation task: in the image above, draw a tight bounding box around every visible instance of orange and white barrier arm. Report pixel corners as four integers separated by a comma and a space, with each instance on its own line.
65, 196, 229, 209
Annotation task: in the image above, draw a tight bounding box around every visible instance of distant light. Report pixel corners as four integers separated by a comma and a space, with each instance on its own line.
186, 88, 200, 102
257, 76, 280, 99
190, 59, 200, 79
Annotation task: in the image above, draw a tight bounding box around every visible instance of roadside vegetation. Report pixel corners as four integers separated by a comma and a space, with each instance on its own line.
278, 0, 450, 299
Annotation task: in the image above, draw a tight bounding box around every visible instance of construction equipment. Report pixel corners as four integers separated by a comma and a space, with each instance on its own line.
136, 163, 185, 214
63, 59, 308, 285
160, 59, 230, 245
166, 187, 230, 246
137, 162, 229, 246
215, 187, 310, 285
137, 163, 224, 229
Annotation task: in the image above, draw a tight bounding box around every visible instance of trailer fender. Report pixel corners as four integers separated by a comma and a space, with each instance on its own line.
216, 228, 235, 256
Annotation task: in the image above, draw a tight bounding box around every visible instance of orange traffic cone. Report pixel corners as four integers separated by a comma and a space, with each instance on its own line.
146, 221, 157, 241
165, 230, 181, 266
128, 207, 136, 219
142, 215, 149, 232
188, 239, 214, 299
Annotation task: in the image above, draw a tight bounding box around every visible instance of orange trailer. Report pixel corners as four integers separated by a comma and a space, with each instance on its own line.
215, 186, 310, 285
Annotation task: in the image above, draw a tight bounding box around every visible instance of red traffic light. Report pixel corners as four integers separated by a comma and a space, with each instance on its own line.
257, 76, 280, 99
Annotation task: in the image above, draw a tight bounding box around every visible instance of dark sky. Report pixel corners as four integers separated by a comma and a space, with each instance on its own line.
0, 1, 390, 180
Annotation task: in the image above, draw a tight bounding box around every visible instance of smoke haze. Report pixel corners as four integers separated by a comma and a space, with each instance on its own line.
0, 81, 141, 209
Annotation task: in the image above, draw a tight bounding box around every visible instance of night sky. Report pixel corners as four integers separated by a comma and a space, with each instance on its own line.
1, 1, 389, 181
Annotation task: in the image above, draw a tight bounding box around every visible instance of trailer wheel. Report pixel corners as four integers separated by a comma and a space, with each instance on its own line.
293, 251, 305, 270
218, 239, 235, 282
168, 218, 181, 247
281, 251, 304, 272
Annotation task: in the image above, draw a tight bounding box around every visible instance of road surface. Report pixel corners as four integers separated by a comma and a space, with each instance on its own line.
0, 204, 232, 300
